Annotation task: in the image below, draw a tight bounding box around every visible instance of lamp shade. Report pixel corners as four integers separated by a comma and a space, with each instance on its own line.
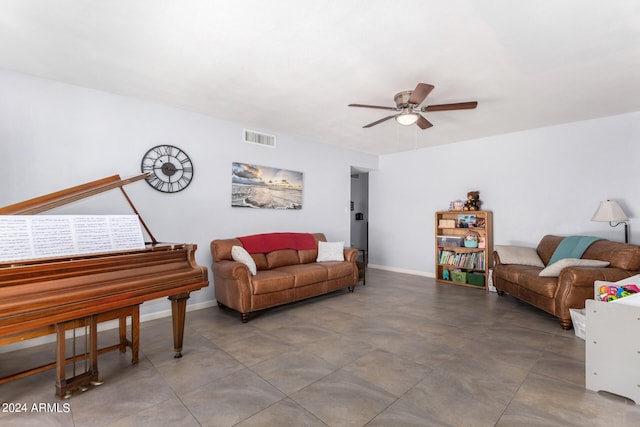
395, 111, 419, 126
591, 200, 628, 222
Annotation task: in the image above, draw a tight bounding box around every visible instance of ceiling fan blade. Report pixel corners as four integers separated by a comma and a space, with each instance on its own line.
422, 101, 478, 112
363, 114, 397, 128
407, 83, 435, 105
416, 115, 433, 130
348, 103, 397, 111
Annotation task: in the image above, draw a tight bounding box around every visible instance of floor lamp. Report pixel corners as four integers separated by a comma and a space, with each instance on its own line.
591, 200, 629, 243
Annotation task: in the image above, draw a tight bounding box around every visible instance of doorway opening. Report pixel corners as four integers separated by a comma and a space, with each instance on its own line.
350, 167, 369, 269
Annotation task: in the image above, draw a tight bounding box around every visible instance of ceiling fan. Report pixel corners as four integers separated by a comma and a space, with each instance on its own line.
348, 83, 477, 129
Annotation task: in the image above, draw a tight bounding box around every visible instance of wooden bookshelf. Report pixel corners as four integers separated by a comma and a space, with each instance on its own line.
435, 210, 493, 289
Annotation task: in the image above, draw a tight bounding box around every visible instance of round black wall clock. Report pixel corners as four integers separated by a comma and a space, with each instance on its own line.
141, 145, 194, 193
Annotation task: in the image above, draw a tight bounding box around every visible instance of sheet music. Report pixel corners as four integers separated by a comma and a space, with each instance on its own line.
0, 215, 145, 262
0, 217, 33, 261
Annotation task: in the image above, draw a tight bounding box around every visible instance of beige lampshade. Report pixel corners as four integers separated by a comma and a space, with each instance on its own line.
591, 200, 628, 222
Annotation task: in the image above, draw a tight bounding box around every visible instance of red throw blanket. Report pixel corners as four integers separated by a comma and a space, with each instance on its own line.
237, 232, 317, 254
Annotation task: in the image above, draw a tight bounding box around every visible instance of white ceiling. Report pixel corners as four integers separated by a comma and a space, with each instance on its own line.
1, 0, 639, 155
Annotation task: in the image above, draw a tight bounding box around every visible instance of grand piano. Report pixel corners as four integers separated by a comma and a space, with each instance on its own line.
0, 173, 209, 397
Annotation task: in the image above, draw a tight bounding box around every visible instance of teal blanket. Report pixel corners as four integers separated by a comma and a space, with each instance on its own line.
548, 235, 602, 265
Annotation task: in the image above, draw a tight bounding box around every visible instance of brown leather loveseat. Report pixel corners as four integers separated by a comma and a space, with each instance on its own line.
493, 235, 640, 329
211, 232, 359, 322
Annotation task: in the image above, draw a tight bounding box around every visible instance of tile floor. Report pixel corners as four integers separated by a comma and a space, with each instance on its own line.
1, 268, 639, 426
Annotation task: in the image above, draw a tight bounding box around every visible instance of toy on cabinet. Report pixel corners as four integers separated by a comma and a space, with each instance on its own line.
463, 191, 481, 211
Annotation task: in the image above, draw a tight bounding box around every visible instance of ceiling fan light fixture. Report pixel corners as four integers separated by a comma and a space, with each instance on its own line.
395, 110, 419, 126
348, 82, 478, 130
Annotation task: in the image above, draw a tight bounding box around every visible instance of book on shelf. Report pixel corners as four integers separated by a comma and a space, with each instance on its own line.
438, 249, 485, 270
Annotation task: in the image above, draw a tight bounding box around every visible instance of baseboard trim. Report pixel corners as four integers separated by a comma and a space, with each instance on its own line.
367, 264, 435, 278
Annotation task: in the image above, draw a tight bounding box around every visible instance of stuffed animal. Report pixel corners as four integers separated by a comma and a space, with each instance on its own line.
463, 191, 481, 211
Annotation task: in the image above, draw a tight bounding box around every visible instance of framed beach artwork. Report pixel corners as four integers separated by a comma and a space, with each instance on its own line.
231, 162, 303, 209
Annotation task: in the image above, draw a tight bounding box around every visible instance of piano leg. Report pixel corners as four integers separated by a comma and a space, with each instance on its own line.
118, 316, 127, 353
169, 292, 191, 358
132, 305, 140, 364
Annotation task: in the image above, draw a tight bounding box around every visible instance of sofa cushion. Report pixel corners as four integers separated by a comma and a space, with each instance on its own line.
583, 240, 640, 271
252, 253, 269, 271
299, 248, 319, 264
266, 249, 300, 269
231, 245, 257, 275
513, 269, 559, 298
495, 245, 545, 267
494, 264, 543, 284
275, 264, 328, 287
317, 241, 344, 262
536, 235, 565, 265
250, 270, 295, 294
320, 261, 354, 280
539, 258, 610, 277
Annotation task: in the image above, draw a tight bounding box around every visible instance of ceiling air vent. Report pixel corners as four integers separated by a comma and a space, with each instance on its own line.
244, 129, 276, 148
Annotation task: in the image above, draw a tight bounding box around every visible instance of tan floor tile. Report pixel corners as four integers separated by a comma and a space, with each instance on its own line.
214, 329, 294, 366
290, 370, 396, 427
106, 397, 200, 427
367, 397, 452, 427
235, 397, 326, 427
500, 372, 629, 426
251, 349, 335, 395
342, 349, 432, 397
180, 368, 285, 427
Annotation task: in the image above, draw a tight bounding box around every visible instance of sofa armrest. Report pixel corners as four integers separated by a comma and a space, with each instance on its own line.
213, 259, 252, 279
212, 260, 254, 313
558, 267, 636, 291
555, 267, 638, 319
493, 251, 501, 265
343, 247, 359, 263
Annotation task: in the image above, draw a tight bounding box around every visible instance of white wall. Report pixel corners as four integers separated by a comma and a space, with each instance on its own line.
369, 111, 640, 275
3, 67, 639, 325
0, 70, 378, 317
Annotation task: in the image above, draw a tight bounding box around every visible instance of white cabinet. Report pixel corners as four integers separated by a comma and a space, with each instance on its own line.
585, 295, 640, 404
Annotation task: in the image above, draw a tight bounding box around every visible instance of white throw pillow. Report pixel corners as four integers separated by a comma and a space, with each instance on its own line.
316, 241, 344, 262
539, 258, 609, 277
231, 245, 257, 275
495, 245, 545, 267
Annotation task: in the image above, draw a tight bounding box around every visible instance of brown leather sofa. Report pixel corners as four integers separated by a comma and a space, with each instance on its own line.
211, 232, 359, 322
493, 235, 640, 329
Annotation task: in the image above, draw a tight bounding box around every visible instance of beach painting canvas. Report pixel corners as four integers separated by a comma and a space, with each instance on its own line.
232, 162, 303, 209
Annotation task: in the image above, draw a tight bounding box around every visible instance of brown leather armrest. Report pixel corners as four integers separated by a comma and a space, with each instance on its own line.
555, 267, 637, 321
344, 247, 359, 263
213, 260, 251, 279
558, 267, 636, 289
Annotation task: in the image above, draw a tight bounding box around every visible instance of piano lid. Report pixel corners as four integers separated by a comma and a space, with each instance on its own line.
0, 173, 157, 243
